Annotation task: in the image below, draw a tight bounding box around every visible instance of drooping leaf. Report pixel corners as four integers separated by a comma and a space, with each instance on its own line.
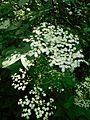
20, 55, 29, 70
2, 53, 21, 68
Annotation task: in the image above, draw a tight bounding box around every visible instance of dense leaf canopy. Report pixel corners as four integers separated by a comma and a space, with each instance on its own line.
0, 0, 90, 120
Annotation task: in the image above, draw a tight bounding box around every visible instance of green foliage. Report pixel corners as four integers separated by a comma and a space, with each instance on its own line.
75, 76, 90, 108
19, 0, 29, 6
0, 0, 90, 120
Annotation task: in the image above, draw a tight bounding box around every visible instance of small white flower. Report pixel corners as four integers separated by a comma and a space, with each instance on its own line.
32, 97, 35, 101
37, 107, 40, 110
18, 101, 21, 105
48, 86, 52, 89
25, 95, 28, 99
47, 102, 50, 106
21, 103, 24, 107
22, 80, 25, 83
34, 52, 38, 57
36, 96, 40, 100
14, 85, 18, 89
37, 49, 41, 54
12, 83, 15, 86
46, 107, 49, 111
23, 108, 27, 112
69, 11, 73, 15
39, 113, 43, 117
24, 82, 29, 85
34, 108, 37, 112
40, 100, 43, 104
29, 91, 32, 94
43, 93, 46, 97
26, 8, 30, 12
31, 100, 34, 104
42, 106, 45, 110
29, 103, 32, 107
45, 112, 48, 116
35, 100, 38, 104
36, 114, 40, 119
21, 113, 24, 117
18, 87, 22, 90
61, 88, 64, 91
43, 100, 45, 103
26, 115, 29, 119
20, 83, 23, 86
22, 74, 25, 79
50, 98, 54, 102
22, 86, 26, 91
28, 109, 31, 114
14, 78, 18, 82
48, 112, 52, 116
41, 110, 44, 114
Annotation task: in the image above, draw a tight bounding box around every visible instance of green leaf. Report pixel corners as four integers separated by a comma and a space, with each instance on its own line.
62, 71, 76, 88
63, 0, 77, 4
84, 27, 90, 33
20, 54, 29, 70
7, 21, 21, 31
2, 53, 21, 68
64, 96, 74, 109
0, 56, 2, 68
19, 0, 29, 6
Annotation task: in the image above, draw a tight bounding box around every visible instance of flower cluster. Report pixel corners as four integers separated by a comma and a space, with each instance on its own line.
65, 2, 84, 16
0, 19, 10, 29
18, 85, 56, 120
48, 85, 64, 93
74, 77, 90, 108
23, 22, 84, 72
11, 68, 31, 91
14, 9, 26, 20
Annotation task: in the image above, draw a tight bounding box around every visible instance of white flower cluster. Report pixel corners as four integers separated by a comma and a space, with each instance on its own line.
74, 97, 90, 108
48, 86, 64, 93
23, 22, 84, 72
0, 19, 10, 29
74, 77, 90, 108
11, 68, 31, 91
66, 5, 82, 16
18, 85, 56, 120
14, 9, 26, 20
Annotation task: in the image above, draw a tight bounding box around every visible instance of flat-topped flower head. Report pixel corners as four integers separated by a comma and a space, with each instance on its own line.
23, 22, 85, 72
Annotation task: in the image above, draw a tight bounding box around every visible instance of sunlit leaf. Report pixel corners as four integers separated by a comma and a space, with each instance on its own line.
20, 55, 29, 70
2, 53, 21, 68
